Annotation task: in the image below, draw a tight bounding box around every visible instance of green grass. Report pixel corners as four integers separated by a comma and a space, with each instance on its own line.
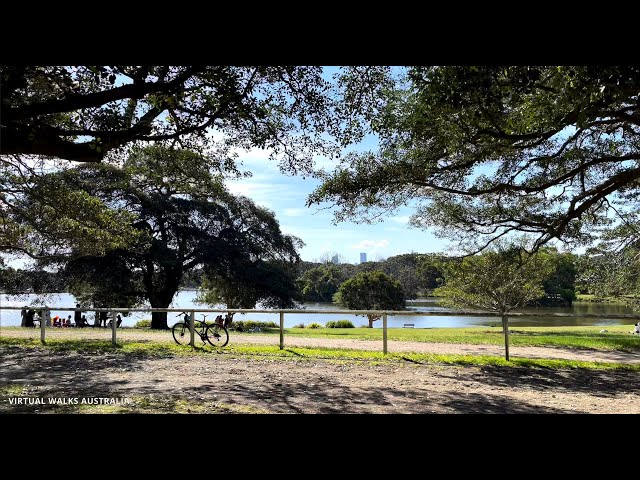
2, 336, 638, 371
576, 293, 639, 303
260, 325, 640, 352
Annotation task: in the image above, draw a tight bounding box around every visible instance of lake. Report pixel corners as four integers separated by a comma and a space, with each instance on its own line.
0, 290, 634, 328
1, 291, 638, 328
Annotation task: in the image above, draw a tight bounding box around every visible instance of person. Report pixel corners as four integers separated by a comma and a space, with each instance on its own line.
52, 315, 61, 327
33, 312, 41, 326
65, 315, 72, 327
74, 304, 82, 328
116, 314, 122, 328
634, 322, 640, 335
25, 309, 35, 328
21, 307, 27, 327
99, 308, 108, 328
79, 315, 88, 328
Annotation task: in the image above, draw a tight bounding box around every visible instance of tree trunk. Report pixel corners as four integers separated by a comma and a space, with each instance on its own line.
501, 314, 510, 361
367, 315, 374, 328
151, 311, 169, 330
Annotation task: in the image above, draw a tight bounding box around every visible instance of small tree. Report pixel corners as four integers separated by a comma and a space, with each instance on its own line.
435, 244, 553, 360
334, 271, 405, 327
297, 264, 345, 302
196, 260, 300, 322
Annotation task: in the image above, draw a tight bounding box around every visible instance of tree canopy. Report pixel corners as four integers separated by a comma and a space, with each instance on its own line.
1, 66, 391, 259
435, 243, 554, 359
310, 66, 640, 253
1, 66, 389, 164
297, 264, 345, 302
41, 145, 301, 328
333, 270, 406, 327
196, 258, 301, 318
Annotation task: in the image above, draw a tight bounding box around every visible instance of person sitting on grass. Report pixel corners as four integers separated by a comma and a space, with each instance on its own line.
52, 315, 61, 327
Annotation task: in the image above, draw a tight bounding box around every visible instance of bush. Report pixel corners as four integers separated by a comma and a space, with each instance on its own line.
325, 320, 355, 328
307, 322, 323, 329
230, 320, 278, 332
135, 319, 151, 328
293, 323, 305, 329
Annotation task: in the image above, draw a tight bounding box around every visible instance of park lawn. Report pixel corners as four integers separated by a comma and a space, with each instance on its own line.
255, 324, 640, 352
1, 336, 638, 372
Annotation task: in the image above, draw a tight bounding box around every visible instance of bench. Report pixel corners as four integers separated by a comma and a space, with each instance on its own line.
403, 323, 415, 328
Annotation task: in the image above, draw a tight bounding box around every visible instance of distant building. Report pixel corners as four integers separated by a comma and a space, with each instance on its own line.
360, 252, 367, 263
331, 254, 339, 264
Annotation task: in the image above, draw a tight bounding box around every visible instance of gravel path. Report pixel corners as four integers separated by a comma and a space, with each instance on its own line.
1, 346, 638, 414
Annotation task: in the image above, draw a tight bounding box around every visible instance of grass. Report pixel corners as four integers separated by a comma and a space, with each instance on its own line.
3, 323, 639, 352
2, 336, 638, 372
258, 324, 640, 352
576, 293, 639, 303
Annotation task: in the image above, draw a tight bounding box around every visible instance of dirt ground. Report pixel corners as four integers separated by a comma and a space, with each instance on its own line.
2, 328, 639, 364
1, 341, 639, 414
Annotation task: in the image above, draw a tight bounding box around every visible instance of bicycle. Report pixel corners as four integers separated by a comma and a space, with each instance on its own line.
171, 312, 229, 347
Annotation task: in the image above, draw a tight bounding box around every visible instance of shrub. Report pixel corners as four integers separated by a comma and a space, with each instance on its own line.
230, 320, 278, 332
307, 322, 323, 329
293, 323, 305, 328
325, 320, 355, 328
135, 319, 151, 328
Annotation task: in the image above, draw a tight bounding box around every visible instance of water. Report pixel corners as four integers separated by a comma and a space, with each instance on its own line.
1, 292, 637, 329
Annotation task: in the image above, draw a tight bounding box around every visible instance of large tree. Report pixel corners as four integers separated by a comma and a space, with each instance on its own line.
435, 244, 554, 360
1, 66, 391, 258
41, 146, 301, 329
310, 66, 640, 253
333, 270, 406, 327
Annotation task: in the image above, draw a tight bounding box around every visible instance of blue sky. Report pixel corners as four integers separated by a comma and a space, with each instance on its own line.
224, 138, 451, 264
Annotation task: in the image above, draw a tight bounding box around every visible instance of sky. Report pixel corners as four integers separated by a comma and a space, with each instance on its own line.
224, 137, 451, 264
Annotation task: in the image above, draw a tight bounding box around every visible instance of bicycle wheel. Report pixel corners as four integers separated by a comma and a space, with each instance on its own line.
172, 322, 190, 345
206, 324, 229, 347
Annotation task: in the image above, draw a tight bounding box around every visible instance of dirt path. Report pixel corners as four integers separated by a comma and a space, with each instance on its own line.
2, 328, 639, 364
1, 346, 638, 413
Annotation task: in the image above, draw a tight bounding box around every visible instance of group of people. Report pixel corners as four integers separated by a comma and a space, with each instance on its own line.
20, 304, 122, 328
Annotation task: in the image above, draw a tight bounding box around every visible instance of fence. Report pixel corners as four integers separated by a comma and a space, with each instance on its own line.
2, 305, 640, 354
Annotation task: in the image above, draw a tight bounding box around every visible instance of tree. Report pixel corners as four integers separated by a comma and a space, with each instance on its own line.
297, 264, 345, 302
1, 66, 391, 258
333, 271, 406, 327
434, 244, 553, 360
39, 146, 301, 329
539, 249, 577, 305
310, 66, 640, 253
416, 254, 446, 293
196, 259, 300, 322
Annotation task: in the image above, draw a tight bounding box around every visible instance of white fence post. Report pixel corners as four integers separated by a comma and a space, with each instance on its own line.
190, 309, 196, 347
383, 311, 388, 355
279, 310, 284, 350
111, 310, 117, 346
41, 308, 47, 344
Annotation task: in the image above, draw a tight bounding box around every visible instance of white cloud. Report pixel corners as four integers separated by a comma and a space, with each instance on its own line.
283, 208, 308, 217
389, 216, 410, 224
350, 239, 390, 250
